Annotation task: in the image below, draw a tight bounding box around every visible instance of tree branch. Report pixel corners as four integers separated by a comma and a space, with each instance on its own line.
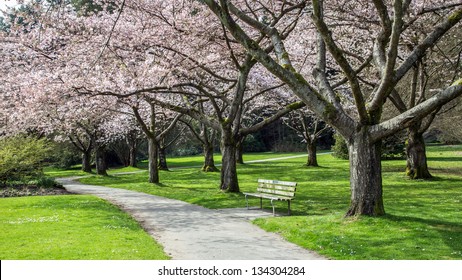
370, 84, 462, 141
312, 0, 368, 124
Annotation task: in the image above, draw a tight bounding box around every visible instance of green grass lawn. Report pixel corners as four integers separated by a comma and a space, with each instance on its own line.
74, 145, 462, 260
0, 195, 169, 260
43, 165, 91, 178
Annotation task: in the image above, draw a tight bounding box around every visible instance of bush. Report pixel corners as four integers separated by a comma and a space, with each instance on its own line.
168, 146, 202, 157
35, 176, 59, 188
0, 136, 52, 184
243, 134, 267, 152
332, 133, 349, 160
382, 133, 405, 160
47, 142, 82, 169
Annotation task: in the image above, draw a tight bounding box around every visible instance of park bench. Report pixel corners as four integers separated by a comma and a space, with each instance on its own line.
243, 179, 297, 216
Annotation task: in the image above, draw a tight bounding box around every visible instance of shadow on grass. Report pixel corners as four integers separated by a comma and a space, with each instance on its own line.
384, 213, 462, 256
427, 157, 462, 162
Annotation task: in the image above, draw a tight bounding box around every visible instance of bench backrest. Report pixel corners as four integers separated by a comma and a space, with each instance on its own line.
257, 179, 297, 198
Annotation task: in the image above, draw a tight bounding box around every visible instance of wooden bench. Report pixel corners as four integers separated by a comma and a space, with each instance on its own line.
243, 179, 297, 216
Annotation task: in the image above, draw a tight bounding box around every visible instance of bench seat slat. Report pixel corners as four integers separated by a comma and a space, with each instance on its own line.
258, 184, 296, 192
256, 188, 295, 197
243, 192, 294, 201
258, 179, 297, 187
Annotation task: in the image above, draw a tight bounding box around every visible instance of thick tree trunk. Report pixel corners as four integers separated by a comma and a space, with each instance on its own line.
220, 130, 239, 192
81, 150, 92, 173
406, 125, 432, 179
202, 144, 219, 172
346, 129, 385, 216
306, 140, 318, 167
95, 146, 108, 176
148, 138, 159, 183
158, 146, 169, 171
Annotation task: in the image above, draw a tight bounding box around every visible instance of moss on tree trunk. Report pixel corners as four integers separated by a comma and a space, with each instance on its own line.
306, 141, 319, 167
202, 145, 219, 172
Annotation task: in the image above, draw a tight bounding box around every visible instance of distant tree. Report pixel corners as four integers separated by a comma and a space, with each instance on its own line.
389, 25, 462, 178
282, 109, 331, 166
181, 116, 220, 172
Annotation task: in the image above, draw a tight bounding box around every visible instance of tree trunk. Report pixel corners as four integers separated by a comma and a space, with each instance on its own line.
235, 136, 244, 164
95, 146, 108, 176
406, 124, 432, 179
81, 150, 92, 173
202, 144, 219, 172
127, 136, 138, 168
220, 130, 239, 192
158, 146, 169, 171
129, 144, 137, 167
346, 129, 385, 216
148, 137, 159, 183
306, 140, 318, 167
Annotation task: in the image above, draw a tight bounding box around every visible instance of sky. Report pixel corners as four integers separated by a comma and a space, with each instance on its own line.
0, 1, 20, 12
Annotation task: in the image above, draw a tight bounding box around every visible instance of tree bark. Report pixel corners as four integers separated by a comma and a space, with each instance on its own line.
127, 137, 138, 168
220, 129, 239, 192
148, 137, 159, 183
81, 149, 92, 173
406, 124, 432, 179
306, 140, 318, 167
346, 128, 385, 216
202, 144, 219, 172
235, 135, 245, 164
129, 145, 137, 167
95, 146, 108, 176
158, 146, 169, 171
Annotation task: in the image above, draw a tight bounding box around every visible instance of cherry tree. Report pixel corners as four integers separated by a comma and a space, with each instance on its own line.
0, 3, 127, 174
109, 114, 144, 168
57, 0, 304, 191
389, 24, 462, 179
201, 0, 462, 215
282, 108, 330, 166
181, 115, 220, 172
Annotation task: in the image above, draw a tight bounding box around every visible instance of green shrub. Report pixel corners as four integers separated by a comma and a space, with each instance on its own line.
0, 136, 52, 184
382, 133, 405, 160
168, 146, 202, 157
35, 176, 59, 188
48, 142, 81, 169
243, 134, 267, 152
332, 133, 349, 160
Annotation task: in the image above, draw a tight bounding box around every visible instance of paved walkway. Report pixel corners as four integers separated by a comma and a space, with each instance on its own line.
57, 177, 326, 260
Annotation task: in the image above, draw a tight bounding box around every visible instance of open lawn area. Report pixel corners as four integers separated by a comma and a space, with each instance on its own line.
0, 195, 169, 260
67, 145, 462, 260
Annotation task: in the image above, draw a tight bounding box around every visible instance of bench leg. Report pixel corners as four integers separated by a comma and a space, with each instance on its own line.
288, 200, 291, 216
245, 194, 249, 210
260, 197, 263, 209
270, 199, 275, 216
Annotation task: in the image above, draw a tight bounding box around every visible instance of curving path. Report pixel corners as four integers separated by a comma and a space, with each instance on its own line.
57, 177, 326, 260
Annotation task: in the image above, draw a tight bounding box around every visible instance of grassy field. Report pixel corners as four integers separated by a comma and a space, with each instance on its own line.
70, 145, 462, 260
0, 195, 169, 260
